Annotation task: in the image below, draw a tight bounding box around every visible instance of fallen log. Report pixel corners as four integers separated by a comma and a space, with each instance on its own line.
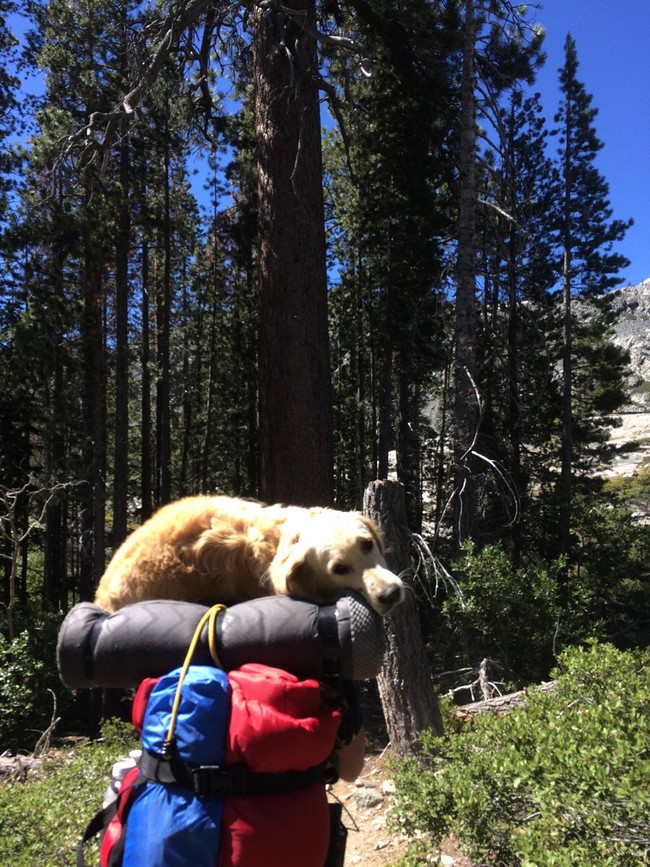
0, 754, 41, 781
453, 680, 557, 722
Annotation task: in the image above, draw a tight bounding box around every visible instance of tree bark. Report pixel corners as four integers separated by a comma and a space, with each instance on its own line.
44, 242, 67, 608
113, 114, 130, 547
363, 480, 444, 756
140, 238, 153, 522
80, 222, 106, 600
156, 131, 172, 506
113, 3, 131, 546
253, 0, 333, 507
453, 0, 480, 550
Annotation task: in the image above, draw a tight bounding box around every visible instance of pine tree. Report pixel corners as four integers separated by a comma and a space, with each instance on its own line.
325, 0, 456, 521
472, 88, 558, 560
111, 0, 133, 550
0, 0, 18, 221
552, 34, 631, 593
0, 0, 23, 467
452, 0, 544, 549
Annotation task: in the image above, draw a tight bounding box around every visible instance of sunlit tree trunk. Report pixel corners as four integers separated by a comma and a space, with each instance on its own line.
253, 0, 333, 507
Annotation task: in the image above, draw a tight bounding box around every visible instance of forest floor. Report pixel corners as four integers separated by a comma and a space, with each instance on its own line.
329, 693, 476, 867
330, 746, 476, 866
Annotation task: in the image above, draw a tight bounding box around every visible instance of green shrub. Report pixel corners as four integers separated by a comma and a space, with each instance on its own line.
0, 720, 138, 867
443, 542, 562, 683
0, 609, 74, 752
392, 642, 650, 866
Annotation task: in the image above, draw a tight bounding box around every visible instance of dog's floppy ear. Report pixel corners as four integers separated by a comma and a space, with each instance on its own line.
267, 529, 318, 598
267, 530, 301, 594
359, 514, 385, 554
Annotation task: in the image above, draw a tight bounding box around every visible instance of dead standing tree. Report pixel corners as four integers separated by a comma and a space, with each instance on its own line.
363, 480, 444, 755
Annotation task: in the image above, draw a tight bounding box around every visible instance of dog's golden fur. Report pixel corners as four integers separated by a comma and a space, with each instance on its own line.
94, 496, 404, 616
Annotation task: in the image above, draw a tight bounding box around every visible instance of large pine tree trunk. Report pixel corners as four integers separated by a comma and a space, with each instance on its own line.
113, 127, 130, 548
253, 0, 333, 507
156, 133, 172, 506
80, 227, 106, 600
453, 0, 479, 550
363, 480, 444, 756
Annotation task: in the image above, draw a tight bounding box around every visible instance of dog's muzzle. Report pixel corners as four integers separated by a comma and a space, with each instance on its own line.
364, 565, 405, 616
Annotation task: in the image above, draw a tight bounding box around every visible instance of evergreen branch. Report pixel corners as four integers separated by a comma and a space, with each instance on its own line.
59, 0, 240, 178
260, 1, 373, 76
477, 197, 517, 225
58, 0, 369, 181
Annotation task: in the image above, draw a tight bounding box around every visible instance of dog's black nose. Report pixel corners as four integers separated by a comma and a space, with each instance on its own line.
378, 585, 403, 608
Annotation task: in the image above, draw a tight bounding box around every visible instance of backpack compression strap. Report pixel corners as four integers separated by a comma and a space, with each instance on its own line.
138, 750, 338, 798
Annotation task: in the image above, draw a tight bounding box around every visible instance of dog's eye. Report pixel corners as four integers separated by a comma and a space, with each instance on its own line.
359, 538, 374, 553
331, 562, 351, 575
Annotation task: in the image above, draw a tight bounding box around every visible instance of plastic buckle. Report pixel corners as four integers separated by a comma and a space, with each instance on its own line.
191, 765, 231, 798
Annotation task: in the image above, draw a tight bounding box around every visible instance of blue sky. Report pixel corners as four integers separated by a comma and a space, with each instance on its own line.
531, 0, 650, 286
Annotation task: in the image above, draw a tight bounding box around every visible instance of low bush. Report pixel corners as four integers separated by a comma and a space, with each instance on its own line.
0, 608, 74, 752
392, 642, 650, 866
0, 720, 138, 867
442, 541, 562, 684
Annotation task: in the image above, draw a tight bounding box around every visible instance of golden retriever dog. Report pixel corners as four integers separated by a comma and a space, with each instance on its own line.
94, 496, 404, 617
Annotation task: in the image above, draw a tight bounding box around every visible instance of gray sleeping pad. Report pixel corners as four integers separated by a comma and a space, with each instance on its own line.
57, 591, 385, 689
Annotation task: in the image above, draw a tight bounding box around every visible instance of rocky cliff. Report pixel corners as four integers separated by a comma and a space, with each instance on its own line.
612, 278, 650, 404
608, 279, 650, 476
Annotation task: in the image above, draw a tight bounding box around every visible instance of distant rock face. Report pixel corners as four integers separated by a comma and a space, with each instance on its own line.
606, 280, 650, 478
611, 279, 650, 396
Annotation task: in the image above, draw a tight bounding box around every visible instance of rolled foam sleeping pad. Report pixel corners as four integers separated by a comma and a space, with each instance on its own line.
56, 591, 385, 689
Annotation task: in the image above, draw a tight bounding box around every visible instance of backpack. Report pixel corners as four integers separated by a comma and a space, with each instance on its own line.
79, 662, 345, 867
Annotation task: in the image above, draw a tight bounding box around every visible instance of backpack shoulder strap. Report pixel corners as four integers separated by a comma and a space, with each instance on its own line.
77, 801, 117, 867
77, 767, 145, 867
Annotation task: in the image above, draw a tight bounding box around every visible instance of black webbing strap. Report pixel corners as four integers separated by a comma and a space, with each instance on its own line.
139, 750, 337, 798
76, 772, 147, 867
77, 801, 116, 867
83, 615, 106, 684
317, 603, 340, 676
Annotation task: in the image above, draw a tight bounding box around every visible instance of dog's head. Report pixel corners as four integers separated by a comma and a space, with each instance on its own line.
268, 510, 404, 616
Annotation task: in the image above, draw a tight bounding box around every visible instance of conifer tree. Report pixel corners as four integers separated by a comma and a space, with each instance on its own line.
551, 34, 631, 591
452, 0, 544, 549
325, 0, 456, 520
253, 0, 334, 506
0, 3, 29, 606
0, 1, 18, 220
473, 88, 557, 560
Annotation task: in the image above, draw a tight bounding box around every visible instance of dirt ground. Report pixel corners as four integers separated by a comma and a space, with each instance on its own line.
329, 748, 475, 867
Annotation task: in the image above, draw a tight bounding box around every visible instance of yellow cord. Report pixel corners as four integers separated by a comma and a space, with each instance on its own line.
162, 604, 226, 758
